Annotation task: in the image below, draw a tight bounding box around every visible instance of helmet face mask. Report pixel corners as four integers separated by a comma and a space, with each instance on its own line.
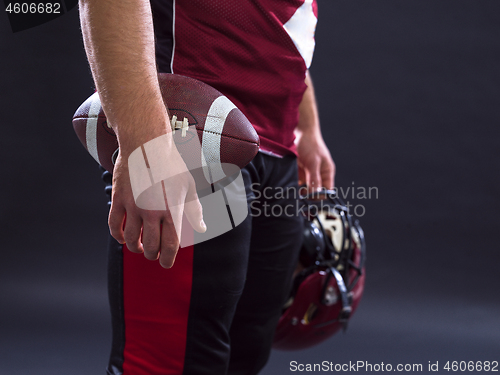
273, 190, 366, 351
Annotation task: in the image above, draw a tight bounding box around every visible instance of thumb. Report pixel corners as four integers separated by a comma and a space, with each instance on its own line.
183, 182, 206, 234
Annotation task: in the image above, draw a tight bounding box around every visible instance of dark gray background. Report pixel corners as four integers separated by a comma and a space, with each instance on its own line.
1, 1, 499, 374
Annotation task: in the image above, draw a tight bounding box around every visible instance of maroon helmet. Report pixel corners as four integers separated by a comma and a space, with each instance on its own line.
273, 190, 366, 350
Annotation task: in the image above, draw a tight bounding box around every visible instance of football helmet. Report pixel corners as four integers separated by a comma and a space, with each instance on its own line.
273, 189, 366, 350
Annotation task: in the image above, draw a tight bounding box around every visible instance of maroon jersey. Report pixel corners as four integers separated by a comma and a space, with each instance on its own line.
151, 0, 318, 156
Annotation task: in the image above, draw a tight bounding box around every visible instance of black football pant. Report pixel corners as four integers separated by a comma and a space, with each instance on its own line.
104, 152, 303, 375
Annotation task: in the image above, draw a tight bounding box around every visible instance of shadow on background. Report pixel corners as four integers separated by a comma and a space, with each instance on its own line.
1, 1, 499, 374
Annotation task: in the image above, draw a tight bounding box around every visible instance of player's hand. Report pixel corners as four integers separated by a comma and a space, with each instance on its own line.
108, 136, 206, 268
296, 130, 335, 191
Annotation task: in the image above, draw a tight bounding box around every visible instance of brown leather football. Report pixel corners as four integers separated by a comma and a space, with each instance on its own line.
72, 73, 260, 176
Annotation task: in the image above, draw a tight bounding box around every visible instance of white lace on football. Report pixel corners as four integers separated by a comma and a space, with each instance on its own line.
170, 115, 189, 137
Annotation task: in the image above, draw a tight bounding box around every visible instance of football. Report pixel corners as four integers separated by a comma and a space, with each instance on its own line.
72, 73, 260, 176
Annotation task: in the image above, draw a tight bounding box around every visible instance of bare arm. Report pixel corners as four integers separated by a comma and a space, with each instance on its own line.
295, 70, 336, 190
79, 0, 167, 148
79, 0, 205, 268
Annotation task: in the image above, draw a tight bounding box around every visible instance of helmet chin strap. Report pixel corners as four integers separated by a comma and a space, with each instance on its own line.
301, 190, 360, 331
273, 186, 367, 350
347, 219, 366, 291
315, 266, 352, 331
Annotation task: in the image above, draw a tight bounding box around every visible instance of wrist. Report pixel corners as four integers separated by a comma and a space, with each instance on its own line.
114, 117, 172, 156
295, 126, 322, 140
108, 101, 171, 153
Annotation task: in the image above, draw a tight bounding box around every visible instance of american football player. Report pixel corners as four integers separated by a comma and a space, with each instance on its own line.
78, 0, 335, 373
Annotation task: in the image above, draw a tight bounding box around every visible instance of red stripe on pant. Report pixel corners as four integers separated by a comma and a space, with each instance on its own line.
122, 242, 194, 375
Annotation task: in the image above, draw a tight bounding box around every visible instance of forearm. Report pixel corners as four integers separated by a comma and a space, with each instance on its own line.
295, 70, 335, 189
296, 70, 322, 137
79, 0, 168, 152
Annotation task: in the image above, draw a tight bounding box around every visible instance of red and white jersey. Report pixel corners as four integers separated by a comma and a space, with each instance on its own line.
151, 0, 318, 156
